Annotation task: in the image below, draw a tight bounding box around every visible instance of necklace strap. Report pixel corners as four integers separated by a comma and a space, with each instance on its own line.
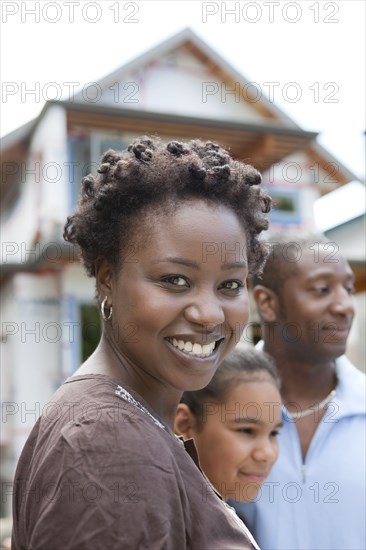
115, 385, 166, 429
287, 389, 337, 420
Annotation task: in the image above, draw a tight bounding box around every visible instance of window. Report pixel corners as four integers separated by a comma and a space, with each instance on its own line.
68, 130, 132, 210
267, 187, 301, 225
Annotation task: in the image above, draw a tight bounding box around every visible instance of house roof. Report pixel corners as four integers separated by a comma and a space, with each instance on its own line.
306, 141, 359, 187
1, 27, 359, 199
0, 118, 36, 151
75, 27, 298, 127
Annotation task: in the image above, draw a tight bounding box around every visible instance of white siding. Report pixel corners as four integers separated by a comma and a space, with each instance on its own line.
1, 105, 68, 266
84, 48, 266, 123
3, 272, 62, 475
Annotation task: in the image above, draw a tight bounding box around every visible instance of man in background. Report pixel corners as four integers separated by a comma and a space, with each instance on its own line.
233, 233, 365, 550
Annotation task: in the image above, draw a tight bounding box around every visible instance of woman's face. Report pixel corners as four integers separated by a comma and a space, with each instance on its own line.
104, 201, 250, 392
189, 377, 282, 502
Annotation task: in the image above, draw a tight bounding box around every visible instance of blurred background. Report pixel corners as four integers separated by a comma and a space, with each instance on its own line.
1, 0, 365, 540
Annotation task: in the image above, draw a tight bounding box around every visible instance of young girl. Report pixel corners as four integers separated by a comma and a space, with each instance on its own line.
12, 137, 271, 549
175, 346, 282, 503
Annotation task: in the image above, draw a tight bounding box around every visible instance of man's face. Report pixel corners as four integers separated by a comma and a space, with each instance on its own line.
275, 246, 355, 361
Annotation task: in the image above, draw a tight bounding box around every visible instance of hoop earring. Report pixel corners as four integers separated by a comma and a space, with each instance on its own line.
101, 296, 112, 321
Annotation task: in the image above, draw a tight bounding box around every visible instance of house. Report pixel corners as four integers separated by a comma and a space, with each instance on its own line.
0, 27, 363, 516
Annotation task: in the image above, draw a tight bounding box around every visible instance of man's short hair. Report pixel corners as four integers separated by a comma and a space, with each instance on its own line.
251, 231, 329, 295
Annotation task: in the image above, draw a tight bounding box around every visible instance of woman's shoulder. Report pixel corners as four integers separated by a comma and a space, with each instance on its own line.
43, 374, 145, 420
34, 376, 174, 463
14, 376, 257, 550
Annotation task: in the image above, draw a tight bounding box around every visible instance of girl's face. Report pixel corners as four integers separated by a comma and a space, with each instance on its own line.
177, 375, 282, 502
100, 201, 250, 393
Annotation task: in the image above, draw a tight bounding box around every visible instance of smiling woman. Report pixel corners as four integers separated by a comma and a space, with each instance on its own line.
11, 136, 272, 550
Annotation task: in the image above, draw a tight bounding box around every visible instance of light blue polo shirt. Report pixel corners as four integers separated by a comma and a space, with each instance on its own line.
232, 354, 366, 550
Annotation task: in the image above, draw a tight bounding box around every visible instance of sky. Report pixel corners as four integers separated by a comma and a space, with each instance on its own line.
1, 0, 365, 180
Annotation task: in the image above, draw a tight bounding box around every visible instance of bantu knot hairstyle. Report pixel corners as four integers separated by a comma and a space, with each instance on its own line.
64, 136, 272, 277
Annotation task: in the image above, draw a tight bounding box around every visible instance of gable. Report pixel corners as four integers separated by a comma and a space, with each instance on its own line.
76, 43, 272, 124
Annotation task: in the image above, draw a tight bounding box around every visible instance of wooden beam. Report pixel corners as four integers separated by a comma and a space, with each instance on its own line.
306, 147, 349, 190
350, 263, 366, 293
242, 135, 277, 165
66, 110, 311, 173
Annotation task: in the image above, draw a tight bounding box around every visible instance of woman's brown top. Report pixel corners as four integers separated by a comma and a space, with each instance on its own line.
11, 374, 259, 550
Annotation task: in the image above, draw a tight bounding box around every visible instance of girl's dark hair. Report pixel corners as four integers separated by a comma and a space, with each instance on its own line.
64, 136, 272, 277
180, 346, 280, 429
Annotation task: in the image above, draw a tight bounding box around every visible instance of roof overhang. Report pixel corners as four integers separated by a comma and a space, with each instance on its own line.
0, 241, 79, 286
64, 100, 318, 171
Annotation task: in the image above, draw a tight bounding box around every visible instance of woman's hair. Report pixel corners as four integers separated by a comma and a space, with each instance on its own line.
180, 346, 280, 429
64, 136, 272, 277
